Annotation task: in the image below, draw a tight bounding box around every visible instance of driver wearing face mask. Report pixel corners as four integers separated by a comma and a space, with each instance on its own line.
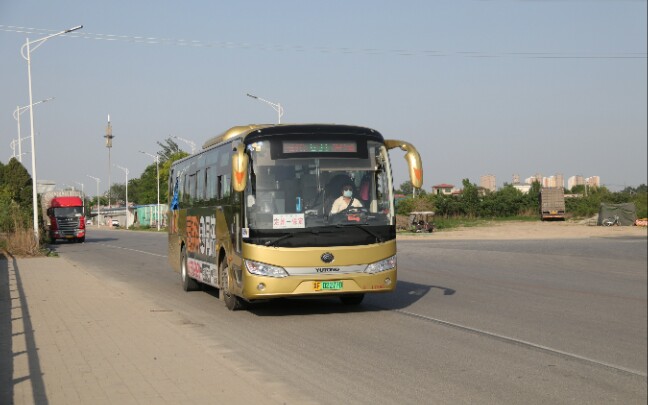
330, 183, 363, 214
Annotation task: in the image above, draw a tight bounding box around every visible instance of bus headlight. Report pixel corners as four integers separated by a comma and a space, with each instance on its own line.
364, 255, 396, 274
245, 260, 288, 278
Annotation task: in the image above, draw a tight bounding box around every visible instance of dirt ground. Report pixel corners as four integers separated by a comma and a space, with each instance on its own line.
397, 221, 648, 240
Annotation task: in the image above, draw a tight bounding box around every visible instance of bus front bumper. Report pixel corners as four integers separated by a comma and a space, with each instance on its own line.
240, 268, 397, 300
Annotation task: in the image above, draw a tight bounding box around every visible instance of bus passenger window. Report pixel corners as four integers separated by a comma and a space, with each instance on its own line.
206, 166, 216, 201
196, 169, 205, 202
218, 175, 232, 199
222, 175, 231, 198
183, 174, 189, 204
188, 173, 197, 205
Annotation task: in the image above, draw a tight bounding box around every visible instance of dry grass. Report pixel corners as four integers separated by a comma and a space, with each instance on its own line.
0, 215, 43, 257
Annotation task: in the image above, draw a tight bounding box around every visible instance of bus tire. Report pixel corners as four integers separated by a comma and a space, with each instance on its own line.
181, 246, 200, 292
339, 293, 364, 306
220, 258, 245, 311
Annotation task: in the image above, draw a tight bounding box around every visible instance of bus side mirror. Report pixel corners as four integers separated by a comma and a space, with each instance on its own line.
385, 139, 423, 189
232, 144, 249, 192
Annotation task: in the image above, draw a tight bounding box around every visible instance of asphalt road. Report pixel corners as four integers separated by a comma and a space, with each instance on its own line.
49, 229, 647, 404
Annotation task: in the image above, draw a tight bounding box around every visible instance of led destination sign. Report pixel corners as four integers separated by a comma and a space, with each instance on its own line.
282, 141, 357, 154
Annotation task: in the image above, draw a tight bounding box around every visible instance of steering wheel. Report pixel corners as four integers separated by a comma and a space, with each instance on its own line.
335, 207, 368, 218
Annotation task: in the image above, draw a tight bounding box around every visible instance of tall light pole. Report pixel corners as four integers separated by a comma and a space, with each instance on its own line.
13, 97, 55, 163
87, 175, 101, 227
9, 139, 23, 160
22, 24, 83, 241
114, 164, 129, 228
172, 135, 196, 154
246, 93, 284, 124
74, 181, 85, 216
104, 115, 114, 208
139, 151, 160, 231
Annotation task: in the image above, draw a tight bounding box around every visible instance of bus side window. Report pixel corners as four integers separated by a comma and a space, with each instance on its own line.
178, 175, 184, 208
196, 169, 205, 203
206, 166, 216, 203
188, 173, 196, 206
217, 175, 232, 200
183, 174, 189, 205
222, 174, 231, 198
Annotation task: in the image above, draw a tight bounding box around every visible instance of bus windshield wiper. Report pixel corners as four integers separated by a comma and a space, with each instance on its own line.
265, 233, 294, 247
335, 224, 383, 243
264, 228, 336, 247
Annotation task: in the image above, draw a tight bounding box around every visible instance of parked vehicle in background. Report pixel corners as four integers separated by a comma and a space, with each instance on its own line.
602, 215, 620, 226
111, 219, 120, 227
409, 211, 435, 232
540, 187, 565, 221
41, 190, 86, 243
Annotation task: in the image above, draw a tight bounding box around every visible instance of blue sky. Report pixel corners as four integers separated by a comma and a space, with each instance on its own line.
1, 0, 646, 196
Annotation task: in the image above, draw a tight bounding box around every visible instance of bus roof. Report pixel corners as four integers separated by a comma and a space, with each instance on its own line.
201, 123, 384, 150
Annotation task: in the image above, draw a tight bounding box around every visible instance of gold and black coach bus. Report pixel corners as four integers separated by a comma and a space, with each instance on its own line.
168, 124, 422, 310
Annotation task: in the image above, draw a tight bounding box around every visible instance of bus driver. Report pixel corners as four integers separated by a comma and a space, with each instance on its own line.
330, 183, 363, 214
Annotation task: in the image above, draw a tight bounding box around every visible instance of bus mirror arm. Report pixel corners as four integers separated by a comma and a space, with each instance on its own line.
385, 139, 423, 189
232, 144, 249, 192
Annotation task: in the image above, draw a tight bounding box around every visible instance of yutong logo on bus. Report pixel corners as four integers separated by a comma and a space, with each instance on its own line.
316, 267, 340, 273
321, 252, 334, 263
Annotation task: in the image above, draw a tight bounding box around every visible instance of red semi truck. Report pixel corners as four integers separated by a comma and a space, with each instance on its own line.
41, 191, 86, 243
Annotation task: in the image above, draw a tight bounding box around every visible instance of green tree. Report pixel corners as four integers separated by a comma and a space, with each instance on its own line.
3, 158, 33, 206
109, 183, 127, 205
461, 179, 479, 218
130, 149, 188, 205
0, 158, 34, 232
396, 181, 413, 196
157, 138, 185, 163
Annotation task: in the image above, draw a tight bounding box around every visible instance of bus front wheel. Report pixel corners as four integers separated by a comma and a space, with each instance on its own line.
220, 258, 245, 311
181, 246, 200, 292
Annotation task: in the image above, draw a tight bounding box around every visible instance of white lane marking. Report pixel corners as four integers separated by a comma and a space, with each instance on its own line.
101, 243, 168, 258
395, 309, 647, 378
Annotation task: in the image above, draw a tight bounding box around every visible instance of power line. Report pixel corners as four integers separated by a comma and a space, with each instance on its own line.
1, 25, 646, 60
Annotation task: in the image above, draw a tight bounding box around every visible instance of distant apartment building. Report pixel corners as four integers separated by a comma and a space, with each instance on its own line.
542, 176, 556, 188
567, 175, 585, 190
513, 183, 532, 194
525, 173, 542, 185
542, 173, 564, 189
586, 176, 601, 188
480, 174, 497, 192
512, 174, 520, 185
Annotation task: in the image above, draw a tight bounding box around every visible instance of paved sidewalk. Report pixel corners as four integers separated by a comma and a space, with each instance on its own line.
0, 255, 287, 405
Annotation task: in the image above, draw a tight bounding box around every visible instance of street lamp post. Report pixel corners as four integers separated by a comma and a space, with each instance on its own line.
9, 139, 21, 160
74, 181, 85, 216
114, 164, 129, 228
246, 93, 284, 124
13, 97, 54, 163
139, 151, 160, 231
21, 24, 83, 242
104, 115, 114, 208
172, 135, 196, 154
87, 175, 101, 227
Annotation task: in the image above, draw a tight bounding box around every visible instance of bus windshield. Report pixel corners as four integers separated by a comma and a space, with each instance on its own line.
243, 138, 395, 247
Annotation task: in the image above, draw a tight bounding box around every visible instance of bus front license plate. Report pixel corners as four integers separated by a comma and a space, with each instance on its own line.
314, 281, 343, 291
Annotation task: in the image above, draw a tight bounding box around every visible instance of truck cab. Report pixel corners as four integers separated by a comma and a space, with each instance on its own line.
47, 196, 86, 243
